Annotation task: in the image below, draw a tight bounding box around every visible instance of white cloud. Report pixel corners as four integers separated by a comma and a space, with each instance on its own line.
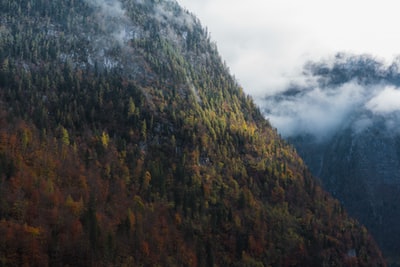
177, 0, 400, 96
262, 81, 368, 139
366, 86, 400, 113
85, 0, 126, 18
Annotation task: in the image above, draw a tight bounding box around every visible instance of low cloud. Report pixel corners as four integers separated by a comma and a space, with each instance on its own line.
365, 86, 400, 114
86, 0, 126, 18
262, 80, 367, 139
84, 0, 131, 45
261, 54, 400, 139
154, 0, 195, 29
80, 0, 145, 71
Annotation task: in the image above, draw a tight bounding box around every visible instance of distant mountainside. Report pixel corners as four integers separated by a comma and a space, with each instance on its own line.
0, 1, 385, 266
262, 53, 400, 265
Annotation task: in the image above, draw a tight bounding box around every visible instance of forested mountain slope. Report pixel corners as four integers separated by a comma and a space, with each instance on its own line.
0, 1, 385, 266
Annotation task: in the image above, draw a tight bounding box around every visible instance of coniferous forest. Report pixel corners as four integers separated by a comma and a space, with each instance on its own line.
0, 0, 386, 266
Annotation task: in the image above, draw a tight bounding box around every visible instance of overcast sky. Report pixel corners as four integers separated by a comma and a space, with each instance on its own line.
177, 0, 400, 97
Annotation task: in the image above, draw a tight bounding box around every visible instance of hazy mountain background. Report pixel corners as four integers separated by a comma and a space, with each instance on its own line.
0, 0, 387, 266
261, 53, 400, 265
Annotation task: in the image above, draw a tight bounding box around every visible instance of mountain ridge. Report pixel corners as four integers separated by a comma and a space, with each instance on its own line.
0, 1, 386, 266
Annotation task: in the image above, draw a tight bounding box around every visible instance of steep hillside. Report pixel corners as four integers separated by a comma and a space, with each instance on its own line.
262, 53, 400, 265
0, 1, 385, 266
291, 114, 400, 266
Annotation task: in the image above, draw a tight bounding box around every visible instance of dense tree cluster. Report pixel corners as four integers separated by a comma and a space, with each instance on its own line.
0, 0, 386, 266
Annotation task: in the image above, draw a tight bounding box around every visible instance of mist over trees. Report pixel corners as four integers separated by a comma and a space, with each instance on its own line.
262, 53, 400, 139
0, 1, 387, 266
264, 52, 400, 265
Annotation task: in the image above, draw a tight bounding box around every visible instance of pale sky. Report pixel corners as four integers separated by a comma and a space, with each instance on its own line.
177, 0, 400, 97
